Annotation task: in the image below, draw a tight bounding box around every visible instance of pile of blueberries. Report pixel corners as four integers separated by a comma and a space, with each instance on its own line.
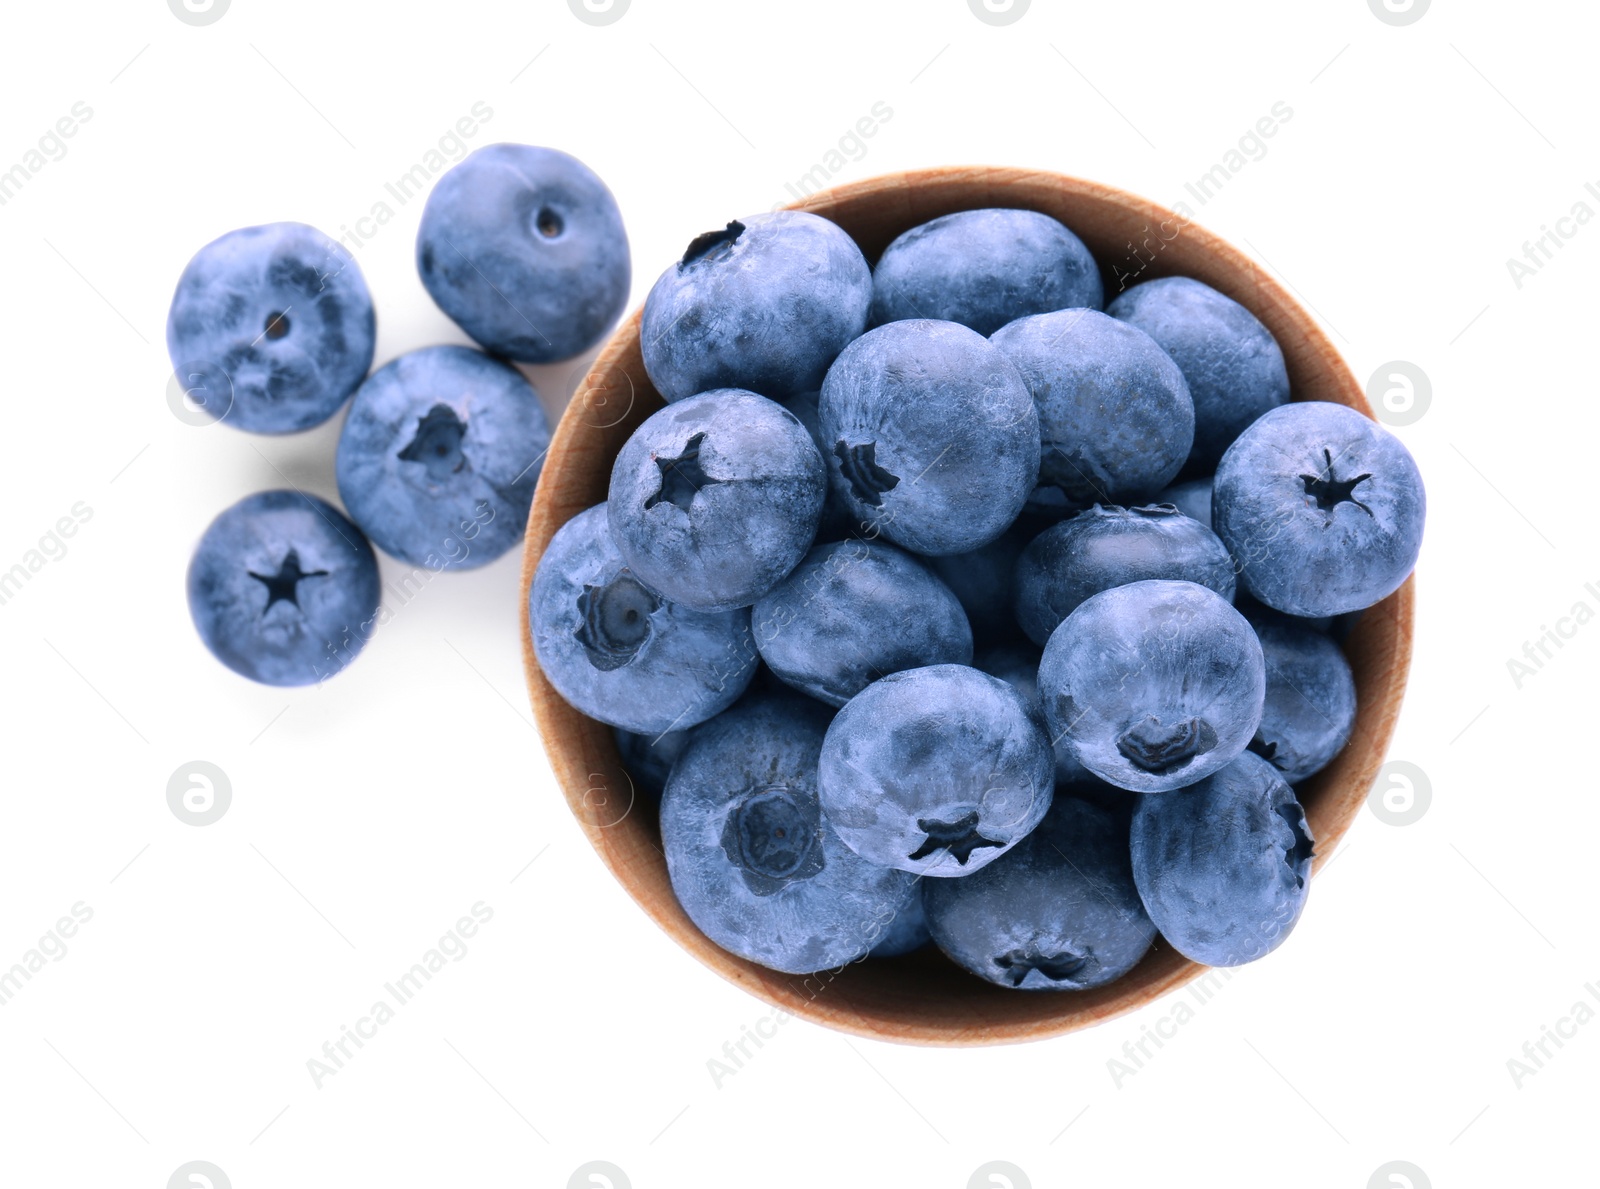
174, 145, 631, 686
531, 205, 1426, 986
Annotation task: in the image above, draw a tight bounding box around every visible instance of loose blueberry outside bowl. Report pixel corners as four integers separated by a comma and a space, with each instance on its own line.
519, 167, 1414, 1046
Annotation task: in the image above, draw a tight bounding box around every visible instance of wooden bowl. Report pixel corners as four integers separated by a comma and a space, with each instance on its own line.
518, 166, 1414, 1046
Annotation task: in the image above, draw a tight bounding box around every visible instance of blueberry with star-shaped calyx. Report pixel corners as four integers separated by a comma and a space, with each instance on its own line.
818, 665, 1054, 878
188, 490, 380, 686
1213, 401, 1425, 617
607, 388, 826, 612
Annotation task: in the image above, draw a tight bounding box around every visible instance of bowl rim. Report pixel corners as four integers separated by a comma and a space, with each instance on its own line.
518, 165, 1415, 1047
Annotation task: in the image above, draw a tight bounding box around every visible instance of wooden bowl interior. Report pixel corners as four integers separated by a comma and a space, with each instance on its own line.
519, 166, 1414, 1046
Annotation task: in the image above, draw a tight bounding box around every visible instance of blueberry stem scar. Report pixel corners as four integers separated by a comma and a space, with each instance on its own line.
1300, 447, 1373, 516
908, 811, 1003, 865
573, 573, 659, 671
646, 432, 717, 513
398, 404, 471, 481
834, 440, 900, 507
680, 220, 744, 268
248, 549, 327, 612
1117, 715, 1218, 774
995, 946, 1090, 987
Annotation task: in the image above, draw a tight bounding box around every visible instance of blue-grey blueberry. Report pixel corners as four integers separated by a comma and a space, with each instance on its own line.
819, 665, 1054, 877
416, 144, 629, 362
1039, 580, 1265, 793
336, 345, 550, 570
187, 490, 380, 686
167, 222, 375, 433
529, 504, 757, 733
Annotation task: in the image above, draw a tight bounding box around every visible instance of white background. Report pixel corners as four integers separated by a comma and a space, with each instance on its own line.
1, 1, 1595, 1186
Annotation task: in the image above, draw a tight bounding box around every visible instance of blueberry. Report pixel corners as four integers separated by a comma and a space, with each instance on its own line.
1013, 504, 1235, 647
1155, 476, 1213, 530
529, 504, 757, 733
335, 346, 550, 571
818, 665, 1054, 877
1214, 401, 1425, 616
973, 641, 1092, 788
925, 796, 1155, 990
1130, 752, 1314, 967
416, 144, 629, 362
641, 212, 870, 402
1108, 276, 1289, 474
819, 320, 1039, 555
1039, 580, 1265, 793
870, 208, 1103, 335
613, 726, 695, 799
187, 490, 379, 686
753, 539, 973, 707
868, 889, 932, 958
927, 521, 1034, 645
661, 691, 917, 974
990, 309, 1193, 517
1246, 619, 1357, 783
607, 389, 825, 611
167, 223, 375, 434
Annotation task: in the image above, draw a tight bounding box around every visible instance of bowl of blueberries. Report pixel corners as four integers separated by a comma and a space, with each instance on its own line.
522, 165, 1424, 1045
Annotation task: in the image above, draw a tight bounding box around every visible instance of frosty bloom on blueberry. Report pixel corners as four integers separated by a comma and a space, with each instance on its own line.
1108, 276, 1289, 474
416, 144, 630, 363
606, 389, 826, 612
641, 211, 871, 402
529, 504, 756, 734
1039, 579, 1265, 793
1214, 400, 1425, 617
991, 309, 1194, 516
926, 797, 1155, 990
661, 691, 918, 974
752, 538, 972, 707
187, 490, 380, 686
167, 222, 375, 434
870, 207, 1104, 335
818, 665, 1054, 877
1130, 751, 1315, 967
336, 345, 551, 571
819, 319, 1039, 555
1013, 504, 1235, 647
